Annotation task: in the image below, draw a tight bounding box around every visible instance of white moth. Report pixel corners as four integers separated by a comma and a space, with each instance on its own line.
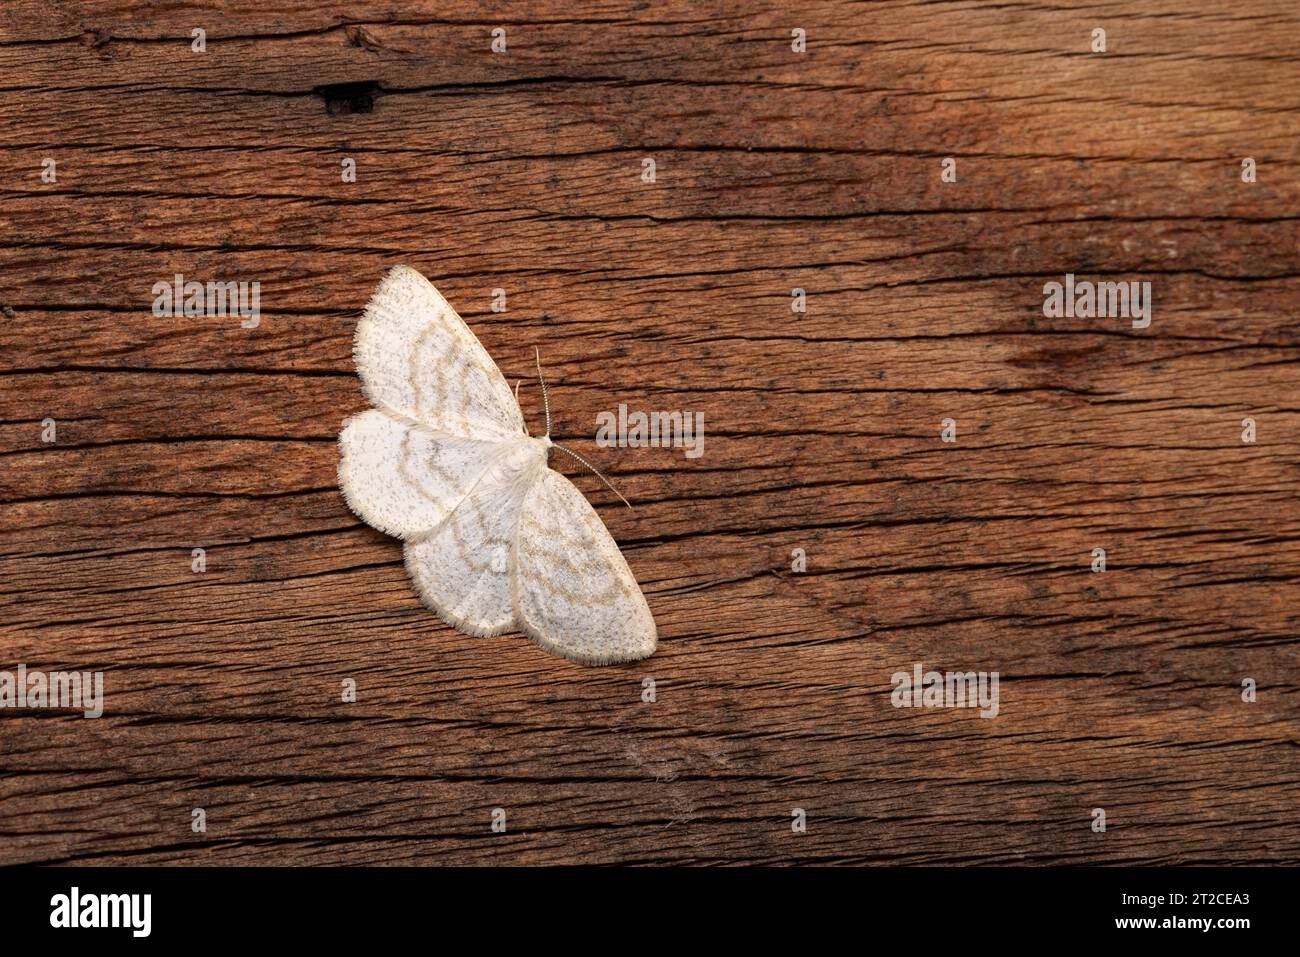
338, 266, 657, 665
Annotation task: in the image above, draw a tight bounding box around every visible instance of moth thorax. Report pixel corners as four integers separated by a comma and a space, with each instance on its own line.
484, 440, 545, 486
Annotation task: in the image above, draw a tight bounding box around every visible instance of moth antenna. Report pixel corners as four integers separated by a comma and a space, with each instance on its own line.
513, 379, 526, 434
552, 443, 633, 509
533, 349, 626, 507
534, 347, 552, 438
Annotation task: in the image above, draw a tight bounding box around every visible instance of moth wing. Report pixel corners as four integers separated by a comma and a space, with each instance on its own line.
338, 409, 508, 540
511, 468, 657, 665
354, 265, 525, 440
403, 469, 540, 638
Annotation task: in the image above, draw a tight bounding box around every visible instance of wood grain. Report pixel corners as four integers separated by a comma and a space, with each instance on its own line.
0, 0, 1297, 865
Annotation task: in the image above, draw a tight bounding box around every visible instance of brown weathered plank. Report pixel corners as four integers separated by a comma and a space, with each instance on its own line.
0, 0, 1297, 866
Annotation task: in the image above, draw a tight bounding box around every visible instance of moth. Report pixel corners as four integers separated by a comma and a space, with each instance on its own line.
338, 266, 657, 665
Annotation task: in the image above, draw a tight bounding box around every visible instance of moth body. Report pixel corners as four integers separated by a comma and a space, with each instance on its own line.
338, 265, 657, 666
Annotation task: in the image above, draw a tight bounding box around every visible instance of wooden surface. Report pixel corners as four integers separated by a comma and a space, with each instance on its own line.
1, 1, 1298, 866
